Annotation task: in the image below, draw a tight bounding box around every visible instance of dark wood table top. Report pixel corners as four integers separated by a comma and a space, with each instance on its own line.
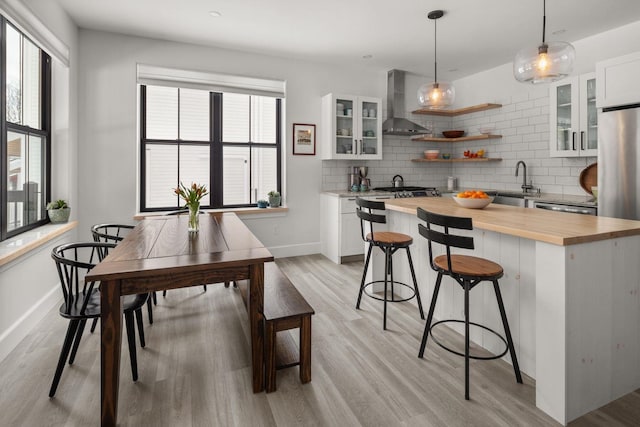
91, 212, 273, 426
87, 212, 273, 286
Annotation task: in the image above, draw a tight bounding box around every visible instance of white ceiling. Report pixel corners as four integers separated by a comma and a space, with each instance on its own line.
55, 0, 640, 80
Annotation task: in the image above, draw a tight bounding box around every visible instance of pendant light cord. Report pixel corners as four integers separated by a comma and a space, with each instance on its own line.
433, 16, 438, 83
542, 0, 546, 44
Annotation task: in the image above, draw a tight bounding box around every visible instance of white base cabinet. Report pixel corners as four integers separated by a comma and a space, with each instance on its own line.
320, 193, 391, 264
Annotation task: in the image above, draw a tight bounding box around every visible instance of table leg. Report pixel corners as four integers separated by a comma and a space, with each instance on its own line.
249, 263, 265, 392
101, 279, 123, 426
300, 315, 312, 384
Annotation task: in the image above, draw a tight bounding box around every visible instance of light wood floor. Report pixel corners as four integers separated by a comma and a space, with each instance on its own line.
1, 254, 638, 426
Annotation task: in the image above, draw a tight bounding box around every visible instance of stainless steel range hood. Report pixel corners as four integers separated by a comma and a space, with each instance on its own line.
382, 69, 429, 136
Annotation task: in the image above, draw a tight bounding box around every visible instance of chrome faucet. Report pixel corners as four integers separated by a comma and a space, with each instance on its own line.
515, 161, 534, 193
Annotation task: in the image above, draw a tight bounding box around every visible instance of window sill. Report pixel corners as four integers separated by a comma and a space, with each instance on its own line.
133, 206, 289, 220
0, 221, 78, 267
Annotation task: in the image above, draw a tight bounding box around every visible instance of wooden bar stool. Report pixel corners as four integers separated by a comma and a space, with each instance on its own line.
416, 207, 522, 400
355, 198, 424, 330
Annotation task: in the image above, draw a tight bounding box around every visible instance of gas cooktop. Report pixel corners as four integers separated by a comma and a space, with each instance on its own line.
372, 186, 440, 198
373, 186, 433, 192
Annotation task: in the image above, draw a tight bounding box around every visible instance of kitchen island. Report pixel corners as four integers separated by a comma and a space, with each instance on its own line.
371, 197, 640, 425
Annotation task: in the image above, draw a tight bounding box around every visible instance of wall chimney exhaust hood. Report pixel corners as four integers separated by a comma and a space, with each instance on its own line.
382, 69, 429, 136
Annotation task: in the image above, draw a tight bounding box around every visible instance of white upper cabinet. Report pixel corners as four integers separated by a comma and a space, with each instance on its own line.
549, 73, 597, 158
321, 93, 382, 160
596, 51, 640, 109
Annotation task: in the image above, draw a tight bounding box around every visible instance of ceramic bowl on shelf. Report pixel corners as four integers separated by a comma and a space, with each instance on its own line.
478, 125, 496, 135
452, 195, 494, 209
442, 130, 465, 138
424, 149, 440, 159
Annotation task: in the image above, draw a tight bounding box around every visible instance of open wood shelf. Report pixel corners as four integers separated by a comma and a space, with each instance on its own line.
411, 134, 502, 142
411, 157, 502, 163
412, 103, 502, 116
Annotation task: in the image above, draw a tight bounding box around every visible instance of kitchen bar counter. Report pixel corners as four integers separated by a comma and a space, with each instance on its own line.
371, 197, 640, 425
385, 196, 640, 245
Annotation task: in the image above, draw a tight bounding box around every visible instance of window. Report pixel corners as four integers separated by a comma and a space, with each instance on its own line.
1, 18, 51, 241
140, 85, 282, 211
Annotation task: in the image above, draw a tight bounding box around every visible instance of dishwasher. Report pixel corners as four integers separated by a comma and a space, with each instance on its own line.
532, 201, 597, 215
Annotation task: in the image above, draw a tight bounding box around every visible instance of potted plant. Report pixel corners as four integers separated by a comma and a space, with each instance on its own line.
267, 190, 281, 208
257, 199, 269, 208
47, 199, 70, 223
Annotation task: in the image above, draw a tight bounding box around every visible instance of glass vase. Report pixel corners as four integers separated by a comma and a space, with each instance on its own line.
188, 203, 200, 233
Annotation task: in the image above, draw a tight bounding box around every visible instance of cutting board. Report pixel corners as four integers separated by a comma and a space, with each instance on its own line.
579, 163, 597, 194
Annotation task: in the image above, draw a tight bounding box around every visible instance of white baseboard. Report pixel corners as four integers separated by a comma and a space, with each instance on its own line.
268, 242, 320, 259
0, 284, 60, 363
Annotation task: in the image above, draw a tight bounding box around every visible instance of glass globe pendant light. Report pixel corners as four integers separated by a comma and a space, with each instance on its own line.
417, 10, 454, 109
513, 0, 575, 84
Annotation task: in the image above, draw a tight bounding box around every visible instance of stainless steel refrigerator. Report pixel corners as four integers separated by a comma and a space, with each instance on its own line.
598, 103, 640, 219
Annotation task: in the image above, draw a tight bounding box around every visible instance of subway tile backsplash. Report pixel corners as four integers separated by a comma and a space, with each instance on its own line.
322, 92, 595, 195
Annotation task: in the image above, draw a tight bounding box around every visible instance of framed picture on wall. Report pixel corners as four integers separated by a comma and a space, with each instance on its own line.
292, 123, 316, 155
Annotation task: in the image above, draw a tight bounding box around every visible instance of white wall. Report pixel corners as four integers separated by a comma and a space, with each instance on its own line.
76, 29, 385, 254
0, 0, 78, 361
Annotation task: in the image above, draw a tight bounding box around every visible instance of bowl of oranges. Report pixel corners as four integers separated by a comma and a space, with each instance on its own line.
452, 190, 493, 209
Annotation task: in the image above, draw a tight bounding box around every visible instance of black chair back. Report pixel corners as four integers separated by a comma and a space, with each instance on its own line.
51, 242, 115, 317
91, 224, 134, 243
417, 207, 474, 275
355, 197, 386, 242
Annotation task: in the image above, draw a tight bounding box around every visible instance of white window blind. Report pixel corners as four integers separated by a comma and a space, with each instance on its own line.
137, 64, 285, 98
0, 0, 70, 66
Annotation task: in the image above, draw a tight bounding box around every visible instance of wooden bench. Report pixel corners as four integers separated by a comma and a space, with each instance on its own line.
263, 262, 314, 392
238, 262, 314, 392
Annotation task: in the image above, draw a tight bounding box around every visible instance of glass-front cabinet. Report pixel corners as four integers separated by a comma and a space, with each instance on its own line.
321, 93, 382, 160
549, 72, 597, 157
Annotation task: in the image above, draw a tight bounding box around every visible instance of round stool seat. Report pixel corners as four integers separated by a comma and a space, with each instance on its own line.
433, 254, 503, 278
366, 231, 413, 247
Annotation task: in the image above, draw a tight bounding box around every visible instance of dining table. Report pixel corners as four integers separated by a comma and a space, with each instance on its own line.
85, 212, 274, 426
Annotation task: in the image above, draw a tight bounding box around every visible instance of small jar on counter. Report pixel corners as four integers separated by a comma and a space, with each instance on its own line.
447, 176, 458, 191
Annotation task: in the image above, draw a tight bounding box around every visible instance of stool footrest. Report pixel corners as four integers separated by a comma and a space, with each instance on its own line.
429, 319, 508, 361
363, 280, 417, 303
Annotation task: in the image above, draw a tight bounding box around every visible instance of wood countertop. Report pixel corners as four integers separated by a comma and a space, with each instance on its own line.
386, 197, 640, 246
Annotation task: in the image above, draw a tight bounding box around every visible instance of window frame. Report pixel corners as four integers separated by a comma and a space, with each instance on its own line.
0, 17, 52, 241
139, 85, 282, 212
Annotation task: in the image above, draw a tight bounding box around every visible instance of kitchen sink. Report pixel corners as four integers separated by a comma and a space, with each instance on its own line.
492, 192, 528, 207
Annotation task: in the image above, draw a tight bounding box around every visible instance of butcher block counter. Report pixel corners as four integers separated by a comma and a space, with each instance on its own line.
366, 196, 640, 425
385, 196, 640, 246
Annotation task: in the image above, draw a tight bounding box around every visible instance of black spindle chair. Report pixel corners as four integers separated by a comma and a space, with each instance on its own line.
416, 207, 522, 400
91, 223, 156, 327
49, 242, 149, 397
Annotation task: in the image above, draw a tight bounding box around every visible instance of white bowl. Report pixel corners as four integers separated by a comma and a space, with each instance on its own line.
478, 125, 496, 135
452, 195, 494, 209
424, 149, 440, 159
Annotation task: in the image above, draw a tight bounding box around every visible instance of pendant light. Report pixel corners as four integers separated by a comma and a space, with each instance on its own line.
417, 10, 454, 109
513, 0, 575, 84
